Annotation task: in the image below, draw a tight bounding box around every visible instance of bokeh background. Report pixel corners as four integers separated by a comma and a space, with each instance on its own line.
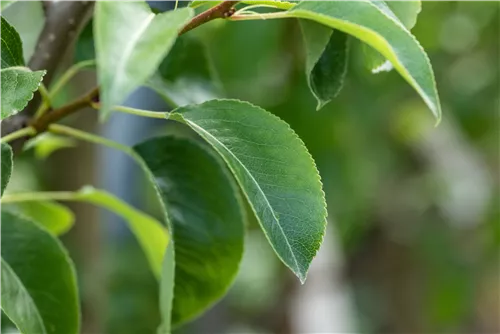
2, 1, 499, 333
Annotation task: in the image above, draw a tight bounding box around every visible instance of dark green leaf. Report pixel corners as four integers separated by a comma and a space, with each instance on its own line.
74, 19, 95, 63
135, 137, 245, 326
1, 210, 80, 334
169, 99, 327, 283
148, 35, 221, 107
1, 67, 45, 120
1, 16, 24, 68
300, 20, 349, 109
286, 0, 441, 121
3, 201, 75, 236
1, 142, 13, 196
94, 2, 193, 117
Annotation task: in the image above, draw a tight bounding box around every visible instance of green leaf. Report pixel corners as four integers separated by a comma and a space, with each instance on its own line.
147, 35, 221, 107
169, 99, 327, 283
74, 19, 95, 63
363, 1, 422, 72
1, 210, 80, 334
1, 16, 24, 68
286, 0, 441, 121
1, 67, 45, 120
24, 133, 76, 160
300, 20, 349, 109
72, 186, 168, 279
3, 201, 75, 236
135, 137, 245, 326
94, 2, 193, 117
0, 1, 17, 10
1, 142, 13, 197
1, 259, 46, 334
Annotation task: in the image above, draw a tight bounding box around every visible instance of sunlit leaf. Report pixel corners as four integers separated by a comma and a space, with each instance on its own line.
1, 210, 80, 334
135, 136, 245, 326
169, 99, 327, 283
1, 16, 24, 68
94, 1, 193, 117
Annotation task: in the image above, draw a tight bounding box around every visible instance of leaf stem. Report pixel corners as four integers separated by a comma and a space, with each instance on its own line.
91, 103, 168, 119
1, 191, 79, 203
0, 127, 36, 144
49, 59, 96, 100
229, 11, 288, 21
34, 83, 52, 118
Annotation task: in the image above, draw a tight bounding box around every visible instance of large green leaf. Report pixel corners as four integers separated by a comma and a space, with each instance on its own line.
1, 210, 80, 334
1, 142, 13, 196
147, 35, 221, 107
363, 1, 422, 72
94, 1, 193, 117
1, 16, 24, 68
300, 20, 349, 109
3, 200, 75, 236
169, 99, 327, 283
287, 0, 441, 120
1, 259, 45, 334
1, 67, 45, 120
135, 137, 245, 326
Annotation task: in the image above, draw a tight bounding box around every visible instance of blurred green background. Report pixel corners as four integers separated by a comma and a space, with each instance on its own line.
3, 1, 499, 333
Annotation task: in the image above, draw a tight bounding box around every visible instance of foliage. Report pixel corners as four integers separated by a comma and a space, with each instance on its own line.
0, 1, 446, 333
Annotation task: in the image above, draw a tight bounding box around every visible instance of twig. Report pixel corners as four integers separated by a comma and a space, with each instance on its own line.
179, 1, 239, 35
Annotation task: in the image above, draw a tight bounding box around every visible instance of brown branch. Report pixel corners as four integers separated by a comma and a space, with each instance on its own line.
179, 1, 239, 35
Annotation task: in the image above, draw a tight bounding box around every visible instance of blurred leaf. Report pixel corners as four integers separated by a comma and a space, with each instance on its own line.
1, 67, 45, 120
4, 201, 74, 236
94, 1, 193, 117
363, 1, 422, 72
300, 20, 349, 109
135, 137, 245, 326
170, 99, 327, 283
0, 1, 16, 10
1, 210, 80, 334
147, 35, 221, 107
1, 259, 46, 334
1, 17, 24, 68
1, 142, 13, 197
74, 19, 95, 63
287, 1, 441, 121
24, 133, 76, 159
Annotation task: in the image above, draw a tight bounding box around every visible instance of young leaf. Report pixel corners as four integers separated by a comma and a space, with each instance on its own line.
1, 259, 46, 334
300, 20, 349, 110
147, 35, 221, 107
1, 142, 13, 196
3, 201, 75, 236
363, 1, 422, 72
169, 99, 327, 283
94, 2, 193, 117
135, 137, 245, 326
24, 133, 77, 160
1, 210, 80, 334
1, 67, 45, 120
1, 17, 24, 68
286, 0, 441, 121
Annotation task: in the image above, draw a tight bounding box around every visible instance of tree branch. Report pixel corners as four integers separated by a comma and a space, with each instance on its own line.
179, 1, 239, 35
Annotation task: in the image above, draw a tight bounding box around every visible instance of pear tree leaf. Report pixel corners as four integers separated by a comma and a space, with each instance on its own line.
94, 1, 193, 117
168, 99, 327, 283
4, 201, 75, 236
285, 0, 441, 120
1, 16, 24, 68
300, 20, 349, 109
1, 142, 13, 196
147, 35, 221, 107
135, 136, 245, 326
1, 67, 45, 120
1, 210, 80, 334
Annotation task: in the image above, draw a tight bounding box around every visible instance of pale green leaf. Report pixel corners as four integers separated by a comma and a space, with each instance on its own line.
24, 133, 76, 160
3, 201, 75, 236
0, 1, 16, 10
1, 16, 24, 68
1, 259, 46, 334
1, 210, 80, 334
363, 1, 422, 72
94, 2, 193, 117
1, 142, 13, 196
300, 20, 349, 109
1, 67, 45, 120
287, 0, 441, 121
169, 99, 327, 283
135, 137, 245, 326
147, 35, 221, 107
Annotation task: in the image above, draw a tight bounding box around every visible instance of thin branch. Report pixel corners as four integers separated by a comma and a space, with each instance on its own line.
179, 1, 239, 35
